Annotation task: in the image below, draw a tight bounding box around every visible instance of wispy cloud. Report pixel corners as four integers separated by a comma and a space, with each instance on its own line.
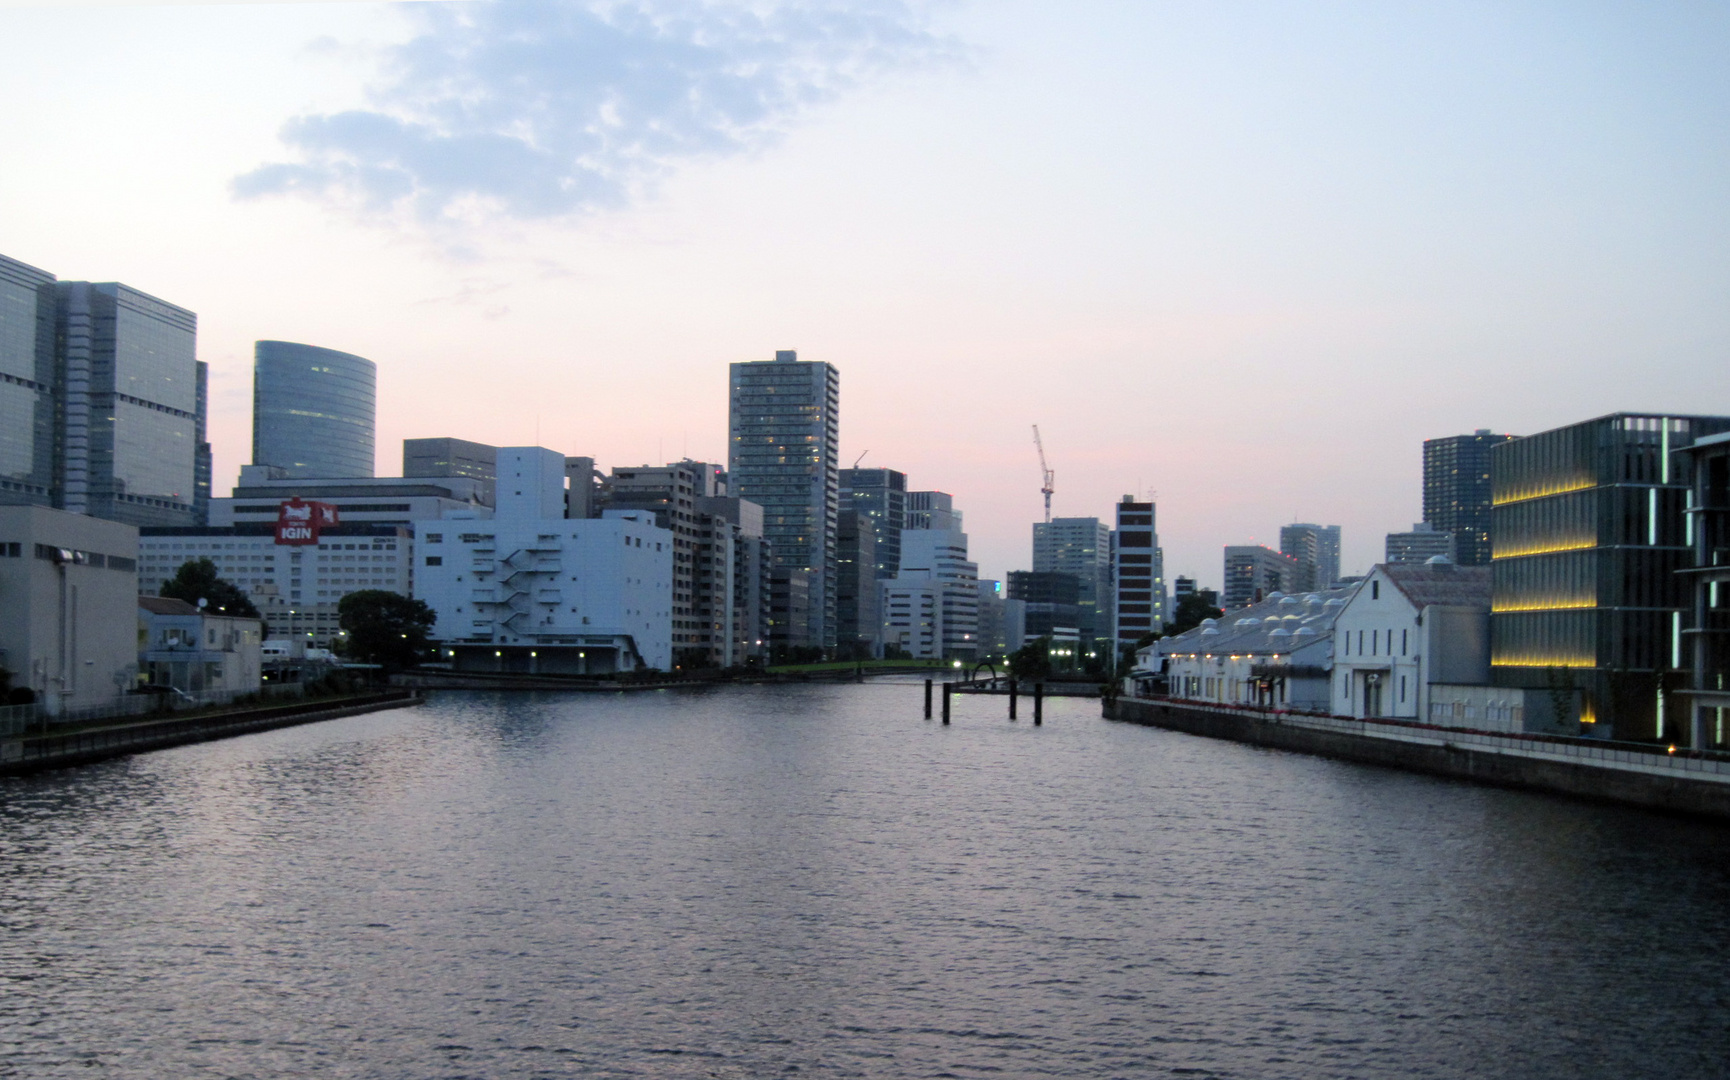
235, 0, 959, 223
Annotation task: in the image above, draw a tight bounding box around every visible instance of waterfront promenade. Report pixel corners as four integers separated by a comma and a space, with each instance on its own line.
1108, 694, 1730, 819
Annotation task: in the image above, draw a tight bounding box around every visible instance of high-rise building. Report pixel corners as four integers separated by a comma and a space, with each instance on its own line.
1223, 545, 1298, 609
1424, 429, 1515, 566
0, 255, 205, 528
840, 467, 906, 578
1280, 523, 1341, 591
252, 341, 377, 480
836, 509, 880, 657
1385, 523, 1455, 564
1007, 570, 1082, 643
906, 490, 961, 531
728, 349, 840, 650
881, 526, 979, 660
1033, 517, 1112, 648
0, 255, 59, 509
604, 460, 736, 667
404, 437, 497, 506
1490, 412, 1730, 739
1678, 433, 1730, 750
1112, 498, 1165, 650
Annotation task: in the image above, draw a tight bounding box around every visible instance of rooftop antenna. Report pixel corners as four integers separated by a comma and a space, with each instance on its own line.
853, 449, 870, 469
1032, 424, 1055, 523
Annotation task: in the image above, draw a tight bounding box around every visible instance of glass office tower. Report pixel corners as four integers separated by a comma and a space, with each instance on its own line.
58, 281, 201, 527
1034, 517, 1113, 652
1490, 413, 1730, 739
840, 467, 906, 579
1425, 429, 1515, 566
0, 254, 58, 507
729, 350, 840, 651
253, 341, 377, 479
0, 253, 204, 527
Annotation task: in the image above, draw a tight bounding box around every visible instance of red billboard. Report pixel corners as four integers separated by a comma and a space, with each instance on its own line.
275, 498, 339, 545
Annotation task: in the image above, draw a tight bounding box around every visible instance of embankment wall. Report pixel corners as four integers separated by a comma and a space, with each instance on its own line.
1107, 697, 1730, 821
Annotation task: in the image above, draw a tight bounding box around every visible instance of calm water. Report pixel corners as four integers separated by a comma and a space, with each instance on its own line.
2, 684, 1728, 1079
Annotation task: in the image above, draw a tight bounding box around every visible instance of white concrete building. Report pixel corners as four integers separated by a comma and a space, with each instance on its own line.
138, 524, 411, 648
1331, 558, 1497, 723
1147, 586, 1356, 710
880, 527, 979, 659
210, 465, 491, 527
137, 596, 263, 695
0, 505, 140, 713
414, 447, 674, 674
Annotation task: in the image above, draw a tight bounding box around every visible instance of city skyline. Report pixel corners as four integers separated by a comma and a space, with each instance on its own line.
3, 2, 1726, 584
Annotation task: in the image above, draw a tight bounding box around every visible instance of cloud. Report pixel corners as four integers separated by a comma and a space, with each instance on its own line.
234, 0, 960, 223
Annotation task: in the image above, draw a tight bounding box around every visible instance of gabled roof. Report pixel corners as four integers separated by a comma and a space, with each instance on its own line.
139, 596, 200, 616
1379, 562, 1490, 610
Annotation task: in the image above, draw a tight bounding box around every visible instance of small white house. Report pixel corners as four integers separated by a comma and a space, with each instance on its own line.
137, 597, 264, 695
1331, 558, 1494, 723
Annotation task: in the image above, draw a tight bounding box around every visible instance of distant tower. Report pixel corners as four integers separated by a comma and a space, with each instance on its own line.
253, 341, 376, 479
1280, 523, 1341, 590
728, 350, 841, 651
1423, 429, 1514, 566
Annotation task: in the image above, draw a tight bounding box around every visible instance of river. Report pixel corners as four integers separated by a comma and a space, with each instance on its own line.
2, 683, 1727, 1078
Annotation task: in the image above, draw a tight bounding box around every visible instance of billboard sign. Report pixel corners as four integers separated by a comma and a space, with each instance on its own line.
276, 498, 339, 545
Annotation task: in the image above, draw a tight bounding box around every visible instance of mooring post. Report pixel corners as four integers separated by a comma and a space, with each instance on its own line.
924, 679, 933, 719
1034, 682, 1044, 726
941, 683, 952, 724
1008, 678, 1018, 720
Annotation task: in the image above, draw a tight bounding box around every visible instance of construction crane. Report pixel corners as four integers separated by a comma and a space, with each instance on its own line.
1032, 424, 1055, 523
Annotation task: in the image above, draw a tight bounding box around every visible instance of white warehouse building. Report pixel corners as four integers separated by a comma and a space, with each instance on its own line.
414, 447, 674, 674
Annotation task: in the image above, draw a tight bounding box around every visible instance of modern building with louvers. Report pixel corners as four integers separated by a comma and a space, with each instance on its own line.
1489, 412, 1730, 740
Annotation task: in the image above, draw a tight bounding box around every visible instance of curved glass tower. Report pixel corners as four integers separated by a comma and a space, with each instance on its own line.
252, 341, 376, 479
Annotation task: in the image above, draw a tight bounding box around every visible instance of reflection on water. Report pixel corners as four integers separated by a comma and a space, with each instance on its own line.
2, 684, 1728, 1078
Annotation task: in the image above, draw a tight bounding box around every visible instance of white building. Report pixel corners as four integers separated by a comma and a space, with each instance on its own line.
1331, 558, 1508, 726
414, 447, 674, 674
880, 527, 978, 659
209, 465, 492, 527
1147, 586, 1356, 710
138, 524, 411, 648
0, 505, 140, 713
137, 596, 263, 695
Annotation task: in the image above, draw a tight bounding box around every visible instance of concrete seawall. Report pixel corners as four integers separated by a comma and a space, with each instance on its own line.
1106, 696, 1730, 821
1, 691, 422, 777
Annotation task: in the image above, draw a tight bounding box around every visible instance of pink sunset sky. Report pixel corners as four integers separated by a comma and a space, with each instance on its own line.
2, 0, 1726, 584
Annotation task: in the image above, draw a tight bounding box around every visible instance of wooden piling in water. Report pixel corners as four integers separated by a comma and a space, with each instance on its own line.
941, 683, 951, 724
1008, 679, 1018, 719
924, 679, 933, 719
1034, 682, 1043, 725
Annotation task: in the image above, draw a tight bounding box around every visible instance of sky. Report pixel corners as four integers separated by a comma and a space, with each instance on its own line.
2, 0, 1727, 585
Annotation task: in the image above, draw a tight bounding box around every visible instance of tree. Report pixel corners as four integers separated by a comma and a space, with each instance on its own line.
1163, 594, 1225, 637
338, 590, 436, 671
160, 558, 260, 620
1008, 636, 1053, 680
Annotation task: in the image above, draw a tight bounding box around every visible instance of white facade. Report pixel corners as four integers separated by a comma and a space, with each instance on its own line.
0, 506, 140, 713
210, 466, 492, 528
138, 527, 411, 648
414, 448, 675, 674
137, 597, 264, 695
881, 527, 978, 659
1148, 587, 1356, 711
1331, 561, 1492, 722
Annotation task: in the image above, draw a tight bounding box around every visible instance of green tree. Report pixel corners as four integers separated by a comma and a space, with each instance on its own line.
160, 558, 261, 619
337, 590, 436, 671
1008, 636, 1053, 680
1163, 594, 1225, 637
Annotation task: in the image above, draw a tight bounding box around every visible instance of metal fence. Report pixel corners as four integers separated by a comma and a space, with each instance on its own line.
0, 683, 305, 738
1129, 695, 1730, 782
